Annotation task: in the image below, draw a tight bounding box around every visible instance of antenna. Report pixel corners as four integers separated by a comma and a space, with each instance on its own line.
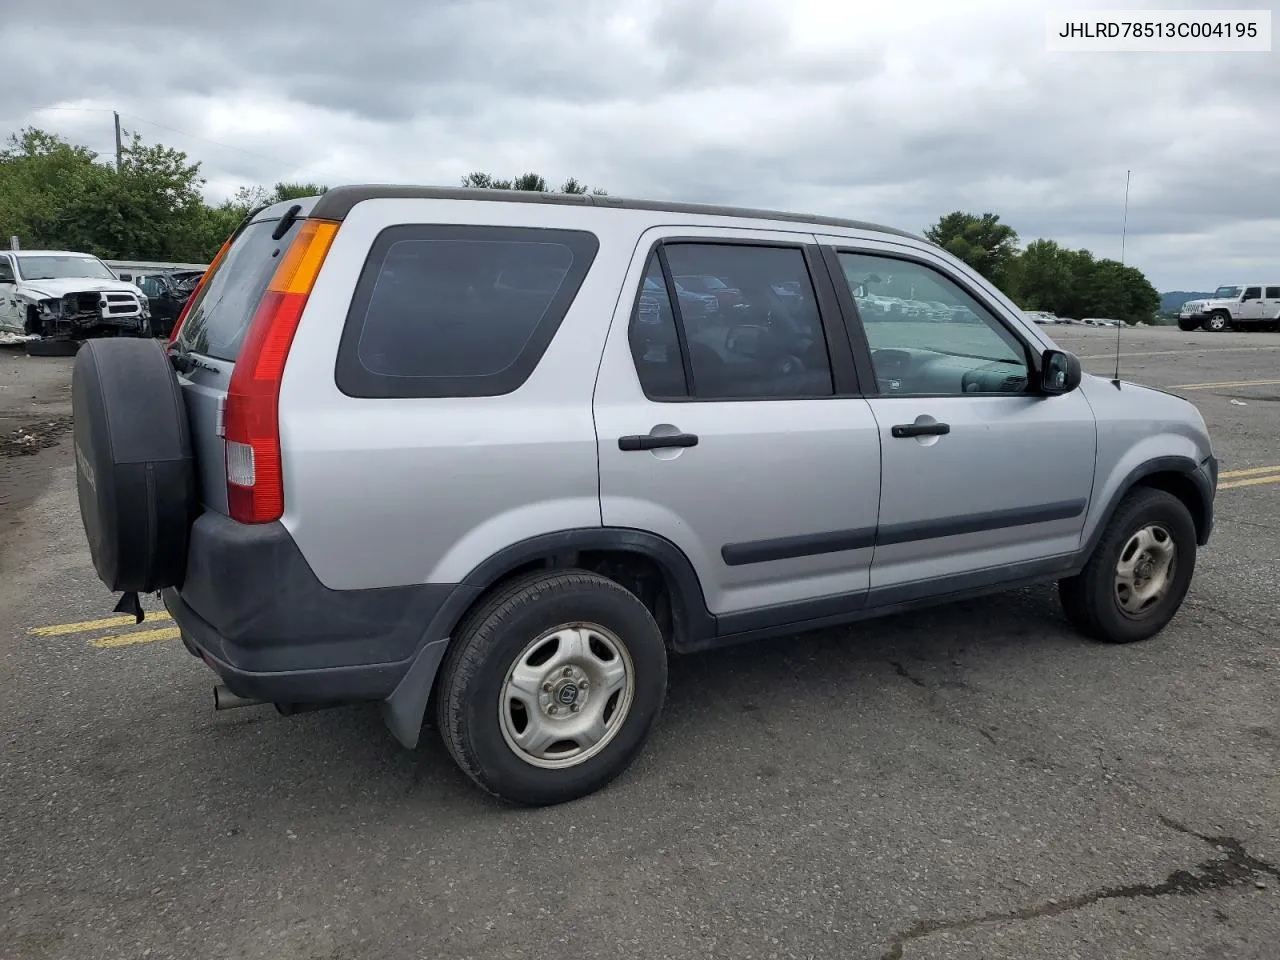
1111, 169, 1131, 388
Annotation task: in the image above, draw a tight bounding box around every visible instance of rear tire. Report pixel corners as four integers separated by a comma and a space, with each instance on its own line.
1058, 487, 1197, 644
436, 570, 668, 806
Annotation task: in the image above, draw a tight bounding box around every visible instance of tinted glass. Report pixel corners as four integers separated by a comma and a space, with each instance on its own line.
1266, 287, 1280, 299
1244, 287, 1262, 299
175, 217, 301, 361
661, 243, 833, 399
837, 252, 1029, 396
336, 225, 599, 398
355, 240, 571, 378
0, 259, 13, 282
628, 255, 688, 399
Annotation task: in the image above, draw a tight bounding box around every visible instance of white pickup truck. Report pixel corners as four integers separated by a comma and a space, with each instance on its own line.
0, 249, 151, 347
1178, 284, 1280, 332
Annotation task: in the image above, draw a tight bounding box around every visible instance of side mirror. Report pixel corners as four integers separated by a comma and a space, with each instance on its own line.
1040, 349, 1081, 395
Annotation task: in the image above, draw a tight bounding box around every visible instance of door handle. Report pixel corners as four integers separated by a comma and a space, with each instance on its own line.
618, 433, 699, 451
891, 422, 950, 439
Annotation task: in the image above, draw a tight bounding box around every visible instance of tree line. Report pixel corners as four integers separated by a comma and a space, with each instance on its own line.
0, 127, 604, 264
1, 125, 1161, 325
924, 211, 1160, 325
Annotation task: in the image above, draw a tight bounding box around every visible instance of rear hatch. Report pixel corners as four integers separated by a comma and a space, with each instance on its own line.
170, 197, 319, 515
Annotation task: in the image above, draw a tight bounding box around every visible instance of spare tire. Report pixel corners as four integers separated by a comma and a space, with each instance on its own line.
72, 337, 199, 593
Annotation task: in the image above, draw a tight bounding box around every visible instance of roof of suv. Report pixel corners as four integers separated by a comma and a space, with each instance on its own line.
299, 184, 925, 242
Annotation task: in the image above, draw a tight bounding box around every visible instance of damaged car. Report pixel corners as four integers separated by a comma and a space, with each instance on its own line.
0, 250, 152, 350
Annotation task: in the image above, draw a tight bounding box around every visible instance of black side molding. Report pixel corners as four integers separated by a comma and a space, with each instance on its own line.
721, 527, 876, 566
877, 499, 1087, 546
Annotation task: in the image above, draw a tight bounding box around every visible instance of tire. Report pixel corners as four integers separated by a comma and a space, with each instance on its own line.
1058, 487, 1197, 644
1203, 312, 1230, 332
436, 570, 668, 806
72, 337, 199, 592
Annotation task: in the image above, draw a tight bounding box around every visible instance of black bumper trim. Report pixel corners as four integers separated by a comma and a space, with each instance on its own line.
164, 511, 463, 705
163, 586, 411, 703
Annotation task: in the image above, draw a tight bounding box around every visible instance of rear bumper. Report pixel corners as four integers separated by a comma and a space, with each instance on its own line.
163, 511, 469, 707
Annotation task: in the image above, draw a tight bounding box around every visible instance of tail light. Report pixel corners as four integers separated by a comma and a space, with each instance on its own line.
223, 219, 338, 524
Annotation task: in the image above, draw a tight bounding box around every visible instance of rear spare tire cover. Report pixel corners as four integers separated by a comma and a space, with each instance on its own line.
72, 338, 199, 592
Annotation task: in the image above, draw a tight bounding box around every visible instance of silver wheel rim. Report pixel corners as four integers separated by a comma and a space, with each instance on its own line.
498, 622, 636, 769
1114, 523, 1177, 619
1209, 315, 1225, 330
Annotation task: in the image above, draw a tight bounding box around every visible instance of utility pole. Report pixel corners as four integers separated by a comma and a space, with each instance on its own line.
114, 111, 123, 172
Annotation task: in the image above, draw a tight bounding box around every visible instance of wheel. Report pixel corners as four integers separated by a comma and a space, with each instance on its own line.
435, 570, 668, 806
1058, 487, 1197, 643
1203, 312, 1230, 332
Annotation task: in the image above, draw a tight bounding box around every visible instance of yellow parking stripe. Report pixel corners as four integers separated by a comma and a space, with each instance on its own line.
89, 626, 181, 649
28, 611, 172, 637
1219, 465, 1280, 479
1167, 378, 1280, 390
1219, 474, 1280, 491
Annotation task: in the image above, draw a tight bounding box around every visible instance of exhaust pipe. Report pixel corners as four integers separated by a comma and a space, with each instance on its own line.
213, 685, 267, 711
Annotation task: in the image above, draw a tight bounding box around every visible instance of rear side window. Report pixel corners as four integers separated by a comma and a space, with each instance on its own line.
1267, 287, 1280, 299
335, 225, 599, 398
175, 217, 302, 361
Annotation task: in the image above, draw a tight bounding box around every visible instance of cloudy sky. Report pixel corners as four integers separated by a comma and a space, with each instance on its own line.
1, 0, 1275, 291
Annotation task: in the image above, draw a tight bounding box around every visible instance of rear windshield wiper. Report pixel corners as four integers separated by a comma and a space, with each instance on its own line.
271, 204, 303, 240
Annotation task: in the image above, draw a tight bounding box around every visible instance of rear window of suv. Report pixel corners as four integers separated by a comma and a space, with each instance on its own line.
335, 224, 599, 399
175, 215, 303, 361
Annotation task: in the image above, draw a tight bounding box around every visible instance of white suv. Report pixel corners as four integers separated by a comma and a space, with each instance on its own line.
1178, 285, 1280, 332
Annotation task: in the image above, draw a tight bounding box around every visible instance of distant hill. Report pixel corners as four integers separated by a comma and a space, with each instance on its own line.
1160, 291, 1213, 314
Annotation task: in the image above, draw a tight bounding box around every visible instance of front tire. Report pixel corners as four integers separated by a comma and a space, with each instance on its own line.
1058, 487, 1197, 644
1203, 312, 1231, 332
436, 570, 669, 806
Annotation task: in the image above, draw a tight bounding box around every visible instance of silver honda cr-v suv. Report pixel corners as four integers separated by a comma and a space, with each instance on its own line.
71, 185, 1218, 806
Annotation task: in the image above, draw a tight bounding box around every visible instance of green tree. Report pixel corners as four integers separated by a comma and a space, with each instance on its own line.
924, 211, 1019, 287
272, 181, 328, 202
0, 128, 114, 252
461, 171, 607, 195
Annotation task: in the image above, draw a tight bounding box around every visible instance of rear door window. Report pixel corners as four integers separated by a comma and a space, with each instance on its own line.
335, 225, 599, 399
174, 216, 304, 361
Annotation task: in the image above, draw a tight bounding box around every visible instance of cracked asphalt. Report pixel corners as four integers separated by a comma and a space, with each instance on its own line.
2, 325, 1279, 960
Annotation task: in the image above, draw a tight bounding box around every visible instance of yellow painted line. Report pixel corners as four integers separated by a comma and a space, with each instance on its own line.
1166, 378, 1280, 390
1220, 475, 1280, 491
28, 610, 171, 637
89, 626, 181, 649
1219, 465, 1280, 479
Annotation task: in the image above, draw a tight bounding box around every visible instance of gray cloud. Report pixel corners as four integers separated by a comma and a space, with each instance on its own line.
2, 0, 1277, 289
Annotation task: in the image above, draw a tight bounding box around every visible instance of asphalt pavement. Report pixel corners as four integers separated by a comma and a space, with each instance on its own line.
2, 325, 1278, 960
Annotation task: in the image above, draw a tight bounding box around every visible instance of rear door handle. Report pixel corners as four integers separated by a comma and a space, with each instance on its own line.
618, 433, 699, 451
891, 422, 950, 438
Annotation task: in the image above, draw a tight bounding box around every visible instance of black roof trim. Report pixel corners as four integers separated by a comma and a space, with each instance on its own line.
304, 184, 924, 242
